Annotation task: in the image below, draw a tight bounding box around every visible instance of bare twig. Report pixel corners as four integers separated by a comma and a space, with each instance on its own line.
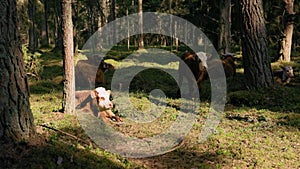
40, 124, 91, 145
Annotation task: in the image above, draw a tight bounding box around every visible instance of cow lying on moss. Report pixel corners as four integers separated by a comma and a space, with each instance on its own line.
274, 65, 294, 84
75, 87, 122, 123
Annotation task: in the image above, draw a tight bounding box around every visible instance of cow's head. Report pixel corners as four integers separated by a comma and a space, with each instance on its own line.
196, 52, 209, 69
100, 60, 115, 73
91, 87, 113, 111
281, 66, 294, 78
277, 65, 294, 83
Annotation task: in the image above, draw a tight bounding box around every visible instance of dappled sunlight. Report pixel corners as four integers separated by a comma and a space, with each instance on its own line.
0, 114, 131, 169
25, 46, 300, 168
2, 0, 297, 167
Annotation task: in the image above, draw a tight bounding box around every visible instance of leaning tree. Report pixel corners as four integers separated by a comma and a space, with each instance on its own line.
0, 0, 35, 142
239, 0, 274, 89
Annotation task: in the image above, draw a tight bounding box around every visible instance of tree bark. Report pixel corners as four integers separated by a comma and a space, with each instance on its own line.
218, 0, 231, 54
239, 0, 274, 89
126, 7, 130, 50
110, 0, 117, 44
175, 21, 179, 51
169, 0, 173, 52
72, 1, 79, 56
61, 0, 75, 114
28, 0, 38, 51
41, 0, 49, 46
279, 0, 294, 62
101, 0, 109, 25
54, 0, 62, 50
138, 0, 144, 49
0, 0, 35, 142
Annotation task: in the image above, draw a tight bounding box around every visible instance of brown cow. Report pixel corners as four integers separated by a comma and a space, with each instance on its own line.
221, 53, 236, 78
75, 55, 115, 89
178, 51, 208, 97
75, 60, 106, 89
206, 53, 236, 79
178, 52, 236, 98
99, 60, 115, 73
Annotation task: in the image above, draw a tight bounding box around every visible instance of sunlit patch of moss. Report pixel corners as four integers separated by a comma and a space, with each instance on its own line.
22, 46, 300, 169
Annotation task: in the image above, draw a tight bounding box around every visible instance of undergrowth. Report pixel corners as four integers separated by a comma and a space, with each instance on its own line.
2, 46, 299, 169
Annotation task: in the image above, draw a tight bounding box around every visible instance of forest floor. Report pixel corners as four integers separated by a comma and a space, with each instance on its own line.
1, 46, 300, 169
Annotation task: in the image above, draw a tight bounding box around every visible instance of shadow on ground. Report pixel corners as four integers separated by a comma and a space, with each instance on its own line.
0, 138, 126, 169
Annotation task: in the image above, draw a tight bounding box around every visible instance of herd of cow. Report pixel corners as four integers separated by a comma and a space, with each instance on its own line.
75, 51, 295, 123
177, 51, 236, 97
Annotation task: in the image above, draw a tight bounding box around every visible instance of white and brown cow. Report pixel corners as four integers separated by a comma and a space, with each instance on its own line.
75, 87, 122, 123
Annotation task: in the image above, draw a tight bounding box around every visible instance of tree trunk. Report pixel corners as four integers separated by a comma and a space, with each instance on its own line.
54, 0, 62, 50
110, 0, 117, 44
169, 0, 173, 52
101, 0, 109, 25
61, 0, 75, 114
239, 0, 274, 89
28, 0, 38, 51
72, 1, 78, 56
99, 0, 109, 46
138, 0, 144, 49
126, 7, 130, 50
218, 0, 231, 54
279, 0, 295, 62
0, 0, 35, 142
41, 0, 49, 47
175, 21, 179, 51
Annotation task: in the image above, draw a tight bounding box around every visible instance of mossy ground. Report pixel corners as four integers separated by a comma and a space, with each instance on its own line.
1, 46, 299, 169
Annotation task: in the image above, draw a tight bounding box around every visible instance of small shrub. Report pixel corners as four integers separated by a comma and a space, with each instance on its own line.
23, 45, 44, 79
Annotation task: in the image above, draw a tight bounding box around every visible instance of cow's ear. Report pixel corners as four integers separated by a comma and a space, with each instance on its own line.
91, 90, 98, 98
106, 90, 111, 95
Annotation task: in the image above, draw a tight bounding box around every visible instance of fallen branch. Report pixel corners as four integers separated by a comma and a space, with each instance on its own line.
40, 124, 91, 145
26, 72, 39, 80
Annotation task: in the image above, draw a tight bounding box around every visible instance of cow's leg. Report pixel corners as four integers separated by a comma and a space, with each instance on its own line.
105, 109, 116, 118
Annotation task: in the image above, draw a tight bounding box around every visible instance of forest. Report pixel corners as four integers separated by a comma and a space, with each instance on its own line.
0, 0, 300, 168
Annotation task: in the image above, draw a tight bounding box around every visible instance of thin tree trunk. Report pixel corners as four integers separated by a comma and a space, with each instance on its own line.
239, 0, 273, 89
72, 1, 79, 56
169, 0, 173, 52
0, 0, 35, 142
54, 0, 62, 50
111, 0, 116, 44
126, 8, 130, 50
101, 0, 109, 25
218, 0, 231, 54
41, 0, 49, 46
138, 0, 144, 49
279, 0, 295, 62
174, 0, 178, 51
185, 20, 188, 44
28, 0, 38, 51
100, 0, 109, 46
174, 21, 178, 51
61, 0, 75, 114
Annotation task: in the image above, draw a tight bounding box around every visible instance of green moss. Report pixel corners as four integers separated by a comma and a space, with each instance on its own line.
13, 46, 299, 168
